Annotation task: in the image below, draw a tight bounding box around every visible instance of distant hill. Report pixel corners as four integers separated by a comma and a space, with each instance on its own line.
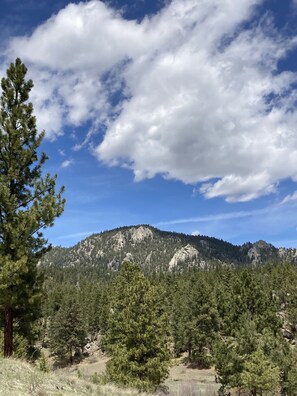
40, 225, 297, 273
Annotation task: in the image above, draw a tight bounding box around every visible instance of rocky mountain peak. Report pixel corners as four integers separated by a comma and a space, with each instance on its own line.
40, 225, 297, 273
130, 226, 154, 243
252, 240, 274, 250
111, 226, 154, 251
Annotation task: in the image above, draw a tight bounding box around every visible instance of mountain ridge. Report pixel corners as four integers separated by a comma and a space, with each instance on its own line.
40, 225, 297, 273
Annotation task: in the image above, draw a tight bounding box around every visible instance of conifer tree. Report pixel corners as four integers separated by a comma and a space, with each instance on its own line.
240, 348, 279, 395
173, 273, 219, 365
104, 262, 171, 392
287, 368, 297, 396
214, 337, 244, 394
0, 58, 65, 357
49, 292, 86, 364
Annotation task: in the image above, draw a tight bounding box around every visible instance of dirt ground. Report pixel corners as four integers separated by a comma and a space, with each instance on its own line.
165, 363, 219, 395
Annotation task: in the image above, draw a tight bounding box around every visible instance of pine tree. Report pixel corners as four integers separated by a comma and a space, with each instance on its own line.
0, 58, 65, 357
49, 292, 86, 364
287, 350, 297, 396
104, 262, 171, 392
240, 348, 280, 395
287, 367, 297, 396
214, 337, 244, 394
172, 273, 219, 365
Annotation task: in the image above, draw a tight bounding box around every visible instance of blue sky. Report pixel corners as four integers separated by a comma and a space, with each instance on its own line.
1, 0, 297, 248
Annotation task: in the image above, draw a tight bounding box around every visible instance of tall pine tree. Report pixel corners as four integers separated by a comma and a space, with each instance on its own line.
49, 291, 86, 364
172, 273, 219, 365
0, 58, 65, 357
104, 262, 171, 392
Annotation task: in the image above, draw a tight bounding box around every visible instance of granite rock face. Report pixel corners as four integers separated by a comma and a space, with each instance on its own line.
169, 244, 201, 270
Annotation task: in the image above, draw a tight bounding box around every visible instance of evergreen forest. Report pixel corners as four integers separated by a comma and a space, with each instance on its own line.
3, 260, 297, 395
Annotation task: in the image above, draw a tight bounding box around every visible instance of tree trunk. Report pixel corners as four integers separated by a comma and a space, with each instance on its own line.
188, 341, 192, 362
70, 348, 73, 365
4, 307, 13, 357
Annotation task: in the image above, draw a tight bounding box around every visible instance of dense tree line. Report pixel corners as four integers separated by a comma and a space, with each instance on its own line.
29, 262, 297, 394
2, 252, 297, 394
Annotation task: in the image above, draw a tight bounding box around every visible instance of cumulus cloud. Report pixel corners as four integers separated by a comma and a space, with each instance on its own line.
5, 0, 297, 202
200, 173, 277, 202
9, 1, 144, 71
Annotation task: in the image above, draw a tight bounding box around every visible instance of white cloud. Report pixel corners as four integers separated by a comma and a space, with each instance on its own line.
191, 230, 201, 236
95, 0, 297, 202
7, 0, 143, 139
57, 231, 94, 240
5, 0, 297, 201
156, 203, 297, 245
9, 1, 144, 71
61, 159, 73, 168
200, 173, 277, 202
281, 191, 297, 204
155, 206, 273, 226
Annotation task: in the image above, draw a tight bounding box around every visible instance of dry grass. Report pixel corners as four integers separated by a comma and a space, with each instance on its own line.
164, 361, 219, 396
75, 354, 219, 396
71, 355, 109, 377
0, 358, 154, 396
0, 355, 220, 396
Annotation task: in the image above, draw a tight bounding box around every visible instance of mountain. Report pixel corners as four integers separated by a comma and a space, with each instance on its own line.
40, 225, 297, 273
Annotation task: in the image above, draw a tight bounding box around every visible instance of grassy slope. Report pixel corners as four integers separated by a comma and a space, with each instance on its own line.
0, 357, 219, 396
76, 356, 219, 396
0, 358, 152, 396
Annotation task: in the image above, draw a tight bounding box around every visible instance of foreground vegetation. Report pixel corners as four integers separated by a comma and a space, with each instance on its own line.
54, 263, 297, 394
0, 58, 65, 357
2, 261, 297, 395
0, 357, 158, 396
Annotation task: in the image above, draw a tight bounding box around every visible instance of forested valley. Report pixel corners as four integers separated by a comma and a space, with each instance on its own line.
2, 260, 297, 395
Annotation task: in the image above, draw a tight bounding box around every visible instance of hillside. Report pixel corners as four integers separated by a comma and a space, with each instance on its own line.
0, 358, 152, 396
0, 356, 219, 396
40, 225, 297, 273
